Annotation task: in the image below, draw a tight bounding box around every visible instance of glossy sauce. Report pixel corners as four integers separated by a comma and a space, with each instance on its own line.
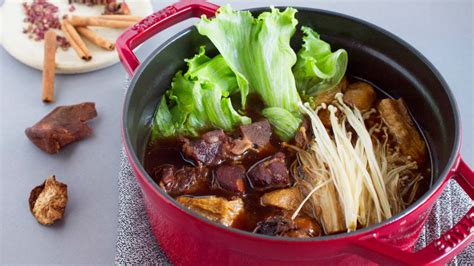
143, 95, 298, 231
143, 82, 432, 235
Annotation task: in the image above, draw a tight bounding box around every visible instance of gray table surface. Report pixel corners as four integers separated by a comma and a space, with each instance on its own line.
1, 0, 472, 264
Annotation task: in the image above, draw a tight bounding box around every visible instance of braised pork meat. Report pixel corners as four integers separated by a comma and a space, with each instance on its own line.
215, 164, 246, 194
181, 130, 233, 166
247, 152, 291, 191
158, 165, 209, 196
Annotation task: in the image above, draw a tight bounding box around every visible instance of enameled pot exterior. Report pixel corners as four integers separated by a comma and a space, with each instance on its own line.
117, 1, 474, 265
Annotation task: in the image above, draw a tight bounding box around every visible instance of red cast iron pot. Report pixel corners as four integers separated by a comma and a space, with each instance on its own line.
116, 0, 474, 264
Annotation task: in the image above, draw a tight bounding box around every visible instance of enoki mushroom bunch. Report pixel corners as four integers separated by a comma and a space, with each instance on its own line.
290, 93, 422, 234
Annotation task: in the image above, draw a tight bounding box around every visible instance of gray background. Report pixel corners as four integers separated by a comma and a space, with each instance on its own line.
1, 0, 472, 264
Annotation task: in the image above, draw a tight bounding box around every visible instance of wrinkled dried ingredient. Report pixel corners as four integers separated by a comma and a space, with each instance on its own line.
29, 175, 68, 225
378, 98, 427, 165
261, 187, 302, 211
25, 102, 97, 154
176, 196, 244, 226
343, 81, 377, 112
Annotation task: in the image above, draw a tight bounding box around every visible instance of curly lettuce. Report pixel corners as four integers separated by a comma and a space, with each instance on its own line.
152, 7, 348, 141
151, 46, 250, 139
196, 5, 302, 140
294, 26, 348, 99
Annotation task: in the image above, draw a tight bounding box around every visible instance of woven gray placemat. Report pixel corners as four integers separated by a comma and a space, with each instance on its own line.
115, 148, 170, 265
115, 148, 472, 265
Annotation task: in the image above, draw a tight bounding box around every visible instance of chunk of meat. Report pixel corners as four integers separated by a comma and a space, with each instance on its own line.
253, 216, 296, 236
230, 120, 273, 155
285, 216, 321, 238
378, 98, 427, 165
158, 165, 209, 196
181, 130, 233, 166
343, 81, 377, 112
215, 165, 246, 194
253, 215, 321, 238
176, 196, 244, 227
239, 120, 272, 148
261, 187, 302, 211
247, 152, 291, 191
229, 138, 253, 155
25, 102, 97, 154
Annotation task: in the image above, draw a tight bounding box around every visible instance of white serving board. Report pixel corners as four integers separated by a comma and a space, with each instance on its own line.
0, 0, 153, 74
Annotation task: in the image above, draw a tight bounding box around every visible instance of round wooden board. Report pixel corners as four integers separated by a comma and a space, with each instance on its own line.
0, 0, 153, 74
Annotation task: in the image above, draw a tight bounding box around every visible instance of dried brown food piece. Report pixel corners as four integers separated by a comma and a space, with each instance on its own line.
29, 175, 68, 225
378, 98, 427, 165
25, 102, 97, 154
285, 216, 321, 238
343, 81, 377, 112
260, 187, 302, 211
312, 76, 348, 106
253, 215, 321, 238
176, 196, 244, 227
254, 216, 296, 236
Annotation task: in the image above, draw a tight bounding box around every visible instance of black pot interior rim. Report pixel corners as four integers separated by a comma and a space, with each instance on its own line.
122, 6, 461, 242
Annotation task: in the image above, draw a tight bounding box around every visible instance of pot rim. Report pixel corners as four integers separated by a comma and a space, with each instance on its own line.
122, 6, 461, 242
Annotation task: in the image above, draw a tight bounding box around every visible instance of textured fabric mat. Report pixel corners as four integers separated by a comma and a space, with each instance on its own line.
115, 148, 472, 265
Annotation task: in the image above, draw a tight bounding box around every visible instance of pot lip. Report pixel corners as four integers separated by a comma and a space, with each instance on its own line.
122, 6, 461, 242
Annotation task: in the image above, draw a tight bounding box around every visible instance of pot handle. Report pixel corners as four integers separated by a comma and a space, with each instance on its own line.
116, 0, 220, 76
357, 157, 474, 265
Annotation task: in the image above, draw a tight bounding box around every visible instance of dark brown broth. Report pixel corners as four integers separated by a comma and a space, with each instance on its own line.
143, 83, 431, 235
143, 94, 297, 231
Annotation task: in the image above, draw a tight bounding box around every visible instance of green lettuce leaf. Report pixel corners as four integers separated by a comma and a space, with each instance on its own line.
196, 5, 302, 139
262, 107, 301, 141
294, 26, 348, 98
151, 46, 250, 139
151, 97, 175, 139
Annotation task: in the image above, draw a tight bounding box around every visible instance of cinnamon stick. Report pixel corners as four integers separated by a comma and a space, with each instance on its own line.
61, 20, 92, 61
99, 15, 142, 22
76, 27, 115, 51
42, 31, 57, 103
69, 16, 135, 28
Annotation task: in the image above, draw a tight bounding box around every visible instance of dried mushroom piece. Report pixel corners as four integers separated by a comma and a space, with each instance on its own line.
29, 175, 68, 225
176, 196, 244, 227
260, 187, 302, 211
378, 98, 427, 165
343, 81, 377, 112
25, 102, 97, 154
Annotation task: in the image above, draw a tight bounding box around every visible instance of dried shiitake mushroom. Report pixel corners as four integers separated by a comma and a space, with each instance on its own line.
29, 175, 68, 225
